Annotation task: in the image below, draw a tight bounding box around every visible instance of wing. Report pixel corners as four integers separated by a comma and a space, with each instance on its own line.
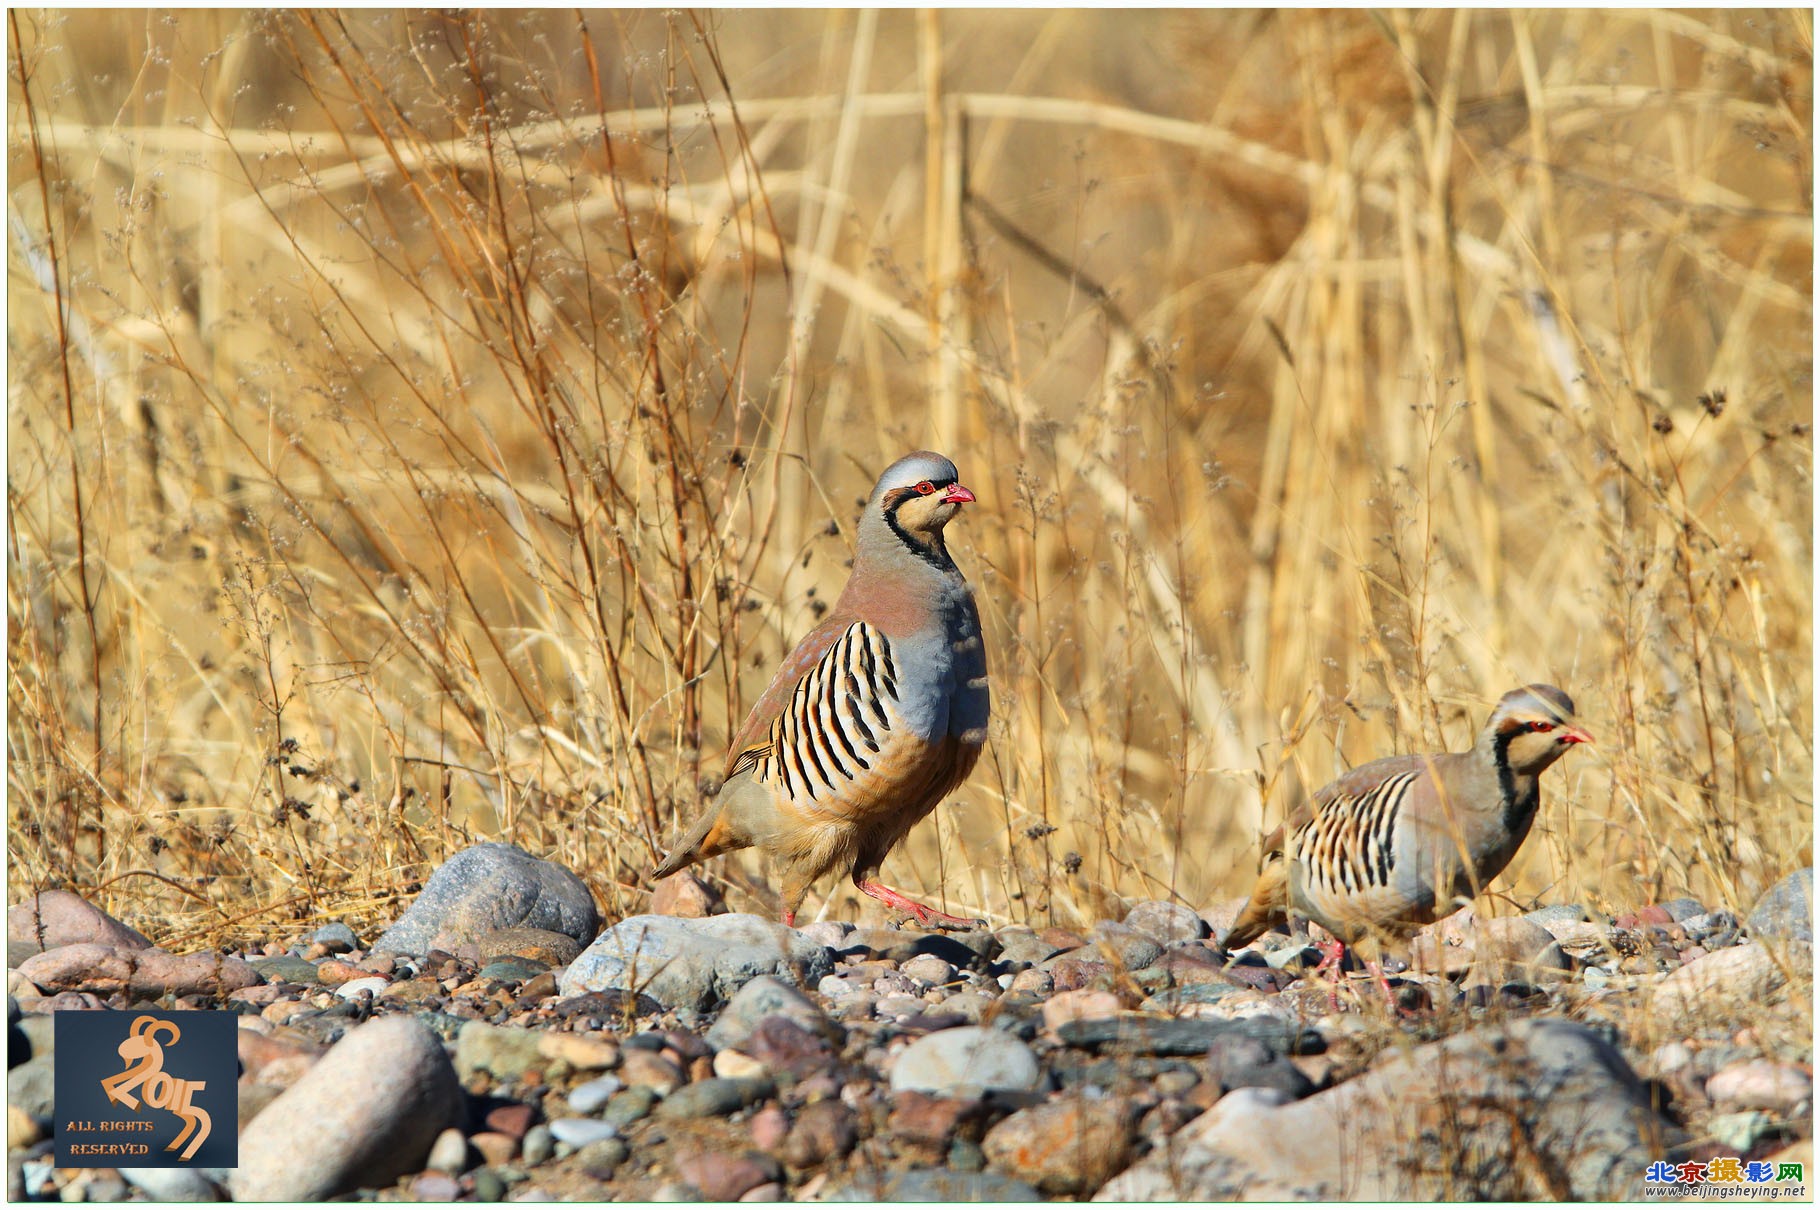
721, 613, 858, 781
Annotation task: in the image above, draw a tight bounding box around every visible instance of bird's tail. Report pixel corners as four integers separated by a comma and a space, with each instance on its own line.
1221, 859, 1287, 952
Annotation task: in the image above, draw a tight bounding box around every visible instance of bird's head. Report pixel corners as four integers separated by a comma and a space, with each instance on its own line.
1485, 683, 1593, 775
870, 450, 975, 544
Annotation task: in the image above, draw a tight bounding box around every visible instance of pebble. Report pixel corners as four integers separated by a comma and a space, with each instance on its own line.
251, 954, 322, 984
890, 1025, 1042, 1095
426, 1127, 469, 1173
476, 926, 585, 967
602, 1086, 659, 1129
1124, 899, 1210, 943
536, 1032, 619, 1070
828, 1168, 1043, 1201
1042, 988, 1124, 1030
471, 1130, 519, 1166
1709, 1110, 1778, 1153
333, 975, 388, 1000
116, 1167, 225, 1202
900, 954, 958, 986
549, 1118, 619, 1148
478, 957, 549, 982
560, 914, 833, 1014
651, 868, 726, 918
981, 1096, 1132, 1195
567, 1074, 624, 1113
657, 1075, 773, 1120
456, 1019, 547, 1084
1704, 1060, 1811, 1115
374, 842, 599, 955
522, 1124, 555, 1166
619, 1048, 685, 1094
575, 1136, 630, 1179
310, 922, 360, 952
782, 1099, 859, 1167
1084, 921, 1163, 970
794, 921, 849, 949
412, 1172, 461, 1201
706, 974, 840, 1049
472, 1168, 508, 1201
675, 1151, 779, 1201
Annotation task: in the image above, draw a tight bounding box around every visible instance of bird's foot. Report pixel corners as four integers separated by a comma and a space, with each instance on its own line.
855, 879, 983, 930
781, 910, 797, 929
1310, 937, 1348, 1013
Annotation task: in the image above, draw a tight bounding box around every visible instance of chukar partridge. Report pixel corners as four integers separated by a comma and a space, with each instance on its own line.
654, 452, 990, 928
1224, 684, 1592, 970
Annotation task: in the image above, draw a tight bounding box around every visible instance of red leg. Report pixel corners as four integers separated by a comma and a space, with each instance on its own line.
855, 879, 980, 929
1309, 936, 1347, 1013
782, 909, 796, 929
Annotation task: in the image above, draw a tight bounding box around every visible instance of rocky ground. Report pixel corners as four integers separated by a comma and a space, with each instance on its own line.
7, 843, 1813, 1202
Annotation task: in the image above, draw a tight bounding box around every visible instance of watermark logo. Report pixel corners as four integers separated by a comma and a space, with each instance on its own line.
1644, 1157, 1806, 1199
54, 1011, 237, 1168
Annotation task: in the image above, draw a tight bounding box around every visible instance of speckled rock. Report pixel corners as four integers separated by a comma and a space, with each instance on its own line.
1747, 869, 1814, 944
230, 1015, 462, 1201
781, 1099, 859, 1168
1123, 900, 1209, 944
982, 1096, 1132, 1196
560, 915, 833, 1014
1096, 1017, 1678, 1200
705, 975, 841, 1050
455, 1020, 546, 1084
375, 843, 599, 955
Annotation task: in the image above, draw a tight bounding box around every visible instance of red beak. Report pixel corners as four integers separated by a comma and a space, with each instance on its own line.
943, 483, 976, 505
1561, 726, 1594, 745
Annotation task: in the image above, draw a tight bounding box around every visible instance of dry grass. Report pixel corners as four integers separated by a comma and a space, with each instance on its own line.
7, 10, 1812, 949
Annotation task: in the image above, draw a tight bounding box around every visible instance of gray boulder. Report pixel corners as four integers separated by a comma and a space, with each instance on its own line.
1747, 868, 1813, 944
374, 843, 598, 955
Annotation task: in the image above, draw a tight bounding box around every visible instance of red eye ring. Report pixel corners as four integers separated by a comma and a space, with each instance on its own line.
1530, 720, 1555, 732
914, 480, 936, 495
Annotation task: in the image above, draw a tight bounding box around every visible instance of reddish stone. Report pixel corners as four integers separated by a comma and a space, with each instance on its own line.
1615, 905, 1675, 929
887, 1090, 987, 1144
1049, 956, 1113, 993
1039, 927, 1087, 950
675, 1151, 779, 1201
484, 1103, 535, 1139
782, 1099, 858, 1167
652, 870, 726, 918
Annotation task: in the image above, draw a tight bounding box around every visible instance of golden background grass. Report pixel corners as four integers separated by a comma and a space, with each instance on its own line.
7, 9, 1812, 943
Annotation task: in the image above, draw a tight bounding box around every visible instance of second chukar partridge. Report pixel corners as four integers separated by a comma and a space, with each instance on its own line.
1223, 684, 1592, 971
653, 451, 990, 928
